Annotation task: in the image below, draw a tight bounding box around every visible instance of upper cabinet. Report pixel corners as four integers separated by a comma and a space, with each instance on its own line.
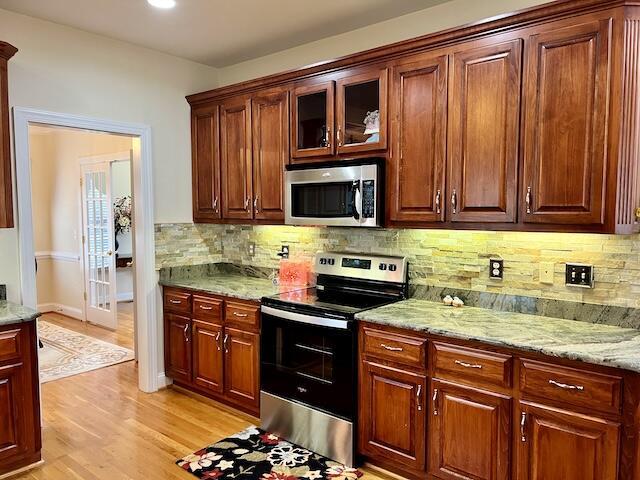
389, 53, 447, 224
291, 68, 388, 162
0, 43, 17, 229
522, 19, 610, 226
188, 2, 640, 234
448, 39, 522, 224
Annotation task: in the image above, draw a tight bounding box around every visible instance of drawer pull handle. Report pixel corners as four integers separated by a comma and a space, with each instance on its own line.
183, 324, 190, 342
223, 334, 229, 353
416, 384, 422, 411
520, 412, 527, 442
199, 305, 214, 311
232, 312, 249, 318
454, 360, 483, 369
548, 379, 584, 391
432, 388, 439, 416
215, 331, 221, 351
169, 299, 182, 305
380, 343, 403, 352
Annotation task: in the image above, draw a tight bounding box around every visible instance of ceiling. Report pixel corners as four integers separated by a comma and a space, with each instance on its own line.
0, 0, 448, 67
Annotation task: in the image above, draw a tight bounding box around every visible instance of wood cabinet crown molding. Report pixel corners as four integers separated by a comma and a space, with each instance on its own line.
186, 0, 635, 105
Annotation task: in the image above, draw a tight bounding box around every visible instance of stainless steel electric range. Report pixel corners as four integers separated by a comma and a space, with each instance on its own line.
260, 252, 409, 467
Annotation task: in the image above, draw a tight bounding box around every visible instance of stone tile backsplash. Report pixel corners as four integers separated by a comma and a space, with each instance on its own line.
155, 224, 640, 308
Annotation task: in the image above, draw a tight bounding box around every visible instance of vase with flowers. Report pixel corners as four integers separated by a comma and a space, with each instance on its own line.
113, 195, 132, 252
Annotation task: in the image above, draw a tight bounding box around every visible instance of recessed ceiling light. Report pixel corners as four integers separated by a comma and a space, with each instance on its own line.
147, 0, 176, 9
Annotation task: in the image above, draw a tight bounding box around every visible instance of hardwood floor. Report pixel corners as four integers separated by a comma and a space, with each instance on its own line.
13, 304, 393, 479
40, 301, 135, 350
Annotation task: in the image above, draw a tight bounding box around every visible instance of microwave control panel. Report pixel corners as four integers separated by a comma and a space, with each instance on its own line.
362, 180, 375, 218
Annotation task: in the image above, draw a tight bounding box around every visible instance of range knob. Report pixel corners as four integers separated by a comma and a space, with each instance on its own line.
320, 258, 327, 265
328, 258, 335, 266
379, 263, 387, 271
388, 264, 397, 272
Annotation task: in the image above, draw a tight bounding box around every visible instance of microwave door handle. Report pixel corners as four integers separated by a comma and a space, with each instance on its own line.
351, 180, 361, 221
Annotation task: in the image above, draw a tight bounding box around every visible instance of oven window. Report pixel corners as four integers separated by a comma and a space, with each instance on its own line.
291, 182, 355, 218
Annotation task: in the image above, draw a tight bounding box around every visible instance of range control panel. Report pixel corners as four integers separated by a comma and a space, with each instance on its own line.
315, 252, 407, 283
362, 180, 376, 219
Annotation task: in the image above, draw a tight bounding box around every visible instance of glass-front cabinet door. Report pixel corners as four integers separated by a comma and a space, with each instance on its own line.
336, 68, 387, 154
291, 81, 335, 159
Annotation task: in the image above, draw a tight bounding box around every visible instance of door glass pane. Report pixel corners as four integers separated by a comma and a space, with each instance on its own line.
297, 91, 328, 150
291, 182, 355, 218
343, 79, 379, 145
84, 170, 112, 312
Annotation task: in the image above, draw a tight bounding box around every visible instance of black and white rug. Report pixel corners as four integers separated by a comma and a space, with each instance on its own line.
176, 426, 363, 480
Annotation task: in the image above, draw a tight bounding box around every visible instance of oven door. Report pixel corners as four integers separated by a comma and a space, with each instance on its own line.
285, 164, 379, 227
260, 307, 356, 421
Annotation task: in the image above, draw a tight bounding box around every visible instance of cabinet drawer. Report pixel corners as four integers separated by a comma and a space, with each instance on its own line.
164, 289, 192, 314
0, 328, 22, 364
519, 359, 622, 414
192, 295, 223, 323
362, 327, 427, 369
225, 302, 260, 329
432, 342, 512, 388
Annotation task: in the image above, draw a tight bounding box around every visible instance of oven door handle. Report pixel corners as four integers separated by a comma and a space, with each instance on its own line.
261, 305, 350, 330
351, 180, 361, 221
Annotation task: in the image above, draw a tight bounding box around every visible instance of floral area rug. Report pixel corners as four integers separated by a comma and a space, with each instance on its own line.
177, 426, 363, 480
38, 320, 135, 383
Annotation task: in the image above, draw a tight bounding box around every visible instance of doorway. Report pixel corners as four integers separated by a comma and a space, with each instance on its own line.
13, 108, 159, 393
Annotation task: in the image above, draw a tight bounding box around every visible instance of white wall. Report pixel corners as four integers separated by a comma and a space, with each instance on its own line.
0, 8, 218, 302
218, 0, 548, 85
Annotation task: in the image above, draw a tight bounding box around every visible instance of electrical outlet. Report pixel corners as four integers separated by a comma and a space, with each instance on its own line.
489, 259, 503, 280
565, 263, 594, 288
277, 245, 289, 259
247, 242, 255, 256
539, 262, 555, 284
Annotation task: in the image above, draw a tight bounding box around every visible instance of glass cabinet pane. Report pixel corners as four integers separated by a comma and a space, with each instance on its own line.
343, 80, 380, 146
297, 91, 328, 150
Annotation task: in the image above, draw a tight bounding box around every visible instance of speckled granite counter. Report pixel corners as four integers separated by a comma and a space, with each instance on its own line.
0, 301, 40, 327
159, 274, 303, 302
355, 299, 640, 374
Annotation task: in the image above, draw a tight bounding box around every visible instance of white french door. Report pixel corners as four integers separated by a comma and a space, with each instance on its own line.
81, 162, 117, 329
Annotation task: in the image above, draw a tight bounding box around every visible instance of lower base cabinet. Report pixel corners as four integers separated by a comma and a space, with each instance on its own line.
517, 402, 620, 480
429, 379, 511, 480
359, 361, 427, 474
163, 288, 260, 415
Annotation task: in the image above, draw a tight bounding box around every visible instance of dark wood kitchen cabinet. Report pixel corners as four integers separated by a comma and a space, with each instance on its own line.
0, 43, 17, 229
192, 104, 221, 222
359, 361, 427, 474
251, 88, 289, 221
429, 379, 511, 480
220, 95, 253, 220
521, 19, 611, 226
517, 402, 620, 480
0, 321, 41, 477
388, 53, 447, 224
163, 287, 260, 415
448, 39, 522, 224
188, 1, 640, 233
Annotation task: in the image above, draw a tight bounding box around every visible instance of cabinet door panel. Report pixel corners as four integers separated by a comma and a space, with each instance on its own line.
449, 39, 522, 223
192, 321, 223, 394
291, 81, 334, 160
221, 97, 253, 219
336, 68, 387, 154
522, 19, 611, 225
389, 54, 447, 223
192, 104, 221, 222
164, 314, 192, 384
0, 364, 26, 462
252, 88, 289, 221
359, 361, 426, 472
224, 327, 259, 409
429, 380, 511, 480
517, 402, 619, 480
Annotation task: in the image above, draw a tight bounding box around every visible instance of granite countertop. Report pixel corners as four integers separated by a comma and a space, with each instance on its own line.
355, 299, 640, 374
159, 273, 304, 302
0, 301, 41, 327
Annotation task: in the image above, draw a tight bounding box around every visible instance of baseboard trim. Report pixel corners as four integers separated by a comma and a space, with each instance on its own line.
117, 292, 134, 302
0, 459, 44, 479
37, 303, 84, 321
157, 372, 172, 389
34, 250, 80, 262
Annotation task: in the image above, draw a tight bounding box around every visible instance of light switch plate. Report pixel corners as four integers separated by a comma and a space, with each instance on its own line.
540, 262, 554, 284
565, 263, 594, 288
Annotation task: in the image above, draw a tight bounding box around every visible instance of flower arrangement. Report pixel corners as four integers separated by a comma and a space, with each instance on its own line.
113, 195, 132, 236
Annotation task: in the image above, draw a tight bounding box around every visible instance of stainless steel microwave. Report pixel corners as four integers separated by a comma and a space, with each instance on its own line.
285, 160, 383, 227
